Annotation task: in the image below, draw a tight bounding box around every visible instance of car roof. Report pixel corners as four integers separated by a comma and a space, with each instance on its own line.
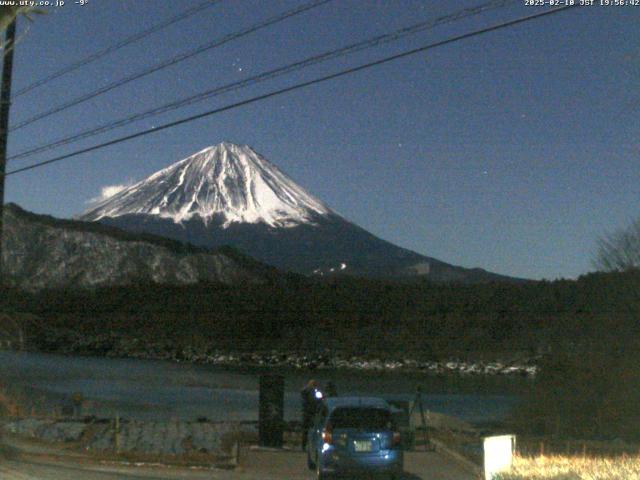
323, 396, 390, 412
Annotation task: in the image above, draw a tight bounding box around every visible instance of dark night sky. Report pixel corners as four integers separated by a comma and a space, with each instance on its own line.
5, 0, 639, 280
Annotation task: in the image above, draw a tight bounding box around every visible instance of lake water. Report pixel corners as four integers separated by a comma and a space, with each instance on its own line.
0, 351, 527, 424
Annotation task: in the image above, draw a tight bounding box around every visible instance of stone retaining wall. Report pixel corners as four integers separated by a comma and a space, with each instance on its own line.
2, 417, 255, 456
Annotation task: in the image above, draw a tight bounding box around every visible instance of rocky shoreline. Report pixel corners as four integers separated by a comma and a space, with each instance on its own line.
30, 330, 539, 377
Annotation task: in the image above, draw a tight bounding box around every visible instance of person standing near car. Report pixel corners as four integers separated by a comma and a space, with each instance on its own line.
301, 379, 322, 450
325, 380, 337, 397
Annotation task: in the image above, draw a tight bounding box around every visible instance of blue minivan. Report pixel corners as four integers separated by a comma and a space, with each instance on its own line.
306, 396, 404, 479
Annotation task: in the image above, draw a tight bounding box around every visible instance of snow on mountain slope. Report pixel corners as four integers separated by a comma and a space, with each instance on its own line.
81, 142, 331, 228
79, 141, 519, 282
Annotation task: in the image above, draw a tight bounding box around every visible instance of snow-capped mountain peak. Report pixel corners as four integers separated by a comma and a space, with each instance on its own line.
81, 142, 331, 228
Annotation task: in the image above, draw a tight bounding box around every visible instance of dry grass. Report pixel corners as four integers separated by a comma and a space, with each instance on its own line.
496, 454, 640, 480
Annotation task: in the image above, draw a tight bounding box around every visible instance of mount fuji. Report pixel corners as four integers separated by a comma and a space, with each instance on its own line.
81, 142, 512, 282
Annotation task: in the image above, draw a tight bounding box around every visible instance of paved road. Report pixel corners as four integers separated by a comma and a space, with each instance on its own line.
240, 449, 477, 479
0, 438, 476, 480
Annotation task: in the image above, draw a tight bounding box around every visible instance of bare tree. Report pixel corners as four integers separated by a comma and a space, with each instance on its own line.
594, 217, 640, 272
0, 6, 43, 51
0, 6, 43, 32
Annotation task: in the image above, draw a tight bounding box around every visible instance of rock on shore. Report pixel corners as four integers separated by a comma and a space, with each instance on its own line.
31, 330, 539, 377
192, 352, 538, 376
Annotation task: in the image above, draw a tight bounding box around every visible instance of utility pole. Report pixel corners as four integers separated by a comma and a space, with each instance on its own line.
0, 18, 17, 285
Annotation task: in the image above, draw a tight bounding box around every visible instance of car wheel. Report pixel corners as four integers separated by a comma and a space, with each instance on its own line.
315, 458, 330, 480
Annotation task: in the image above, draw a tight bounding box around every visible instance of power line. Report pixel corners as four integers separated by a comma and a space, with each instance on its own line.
5, 5, 578, 178
9, 0, 512, 163
13, 0, 222, 99
10, 0, 332, 132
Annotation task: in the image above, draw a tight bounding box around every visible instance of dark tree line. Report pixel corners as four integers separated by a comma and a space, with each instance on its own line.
1, 269, 639, 360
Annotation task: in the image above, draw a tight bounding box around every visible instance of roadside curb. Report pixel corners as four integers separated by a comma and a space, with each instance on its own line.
15, 449, 230, 471
1, 432, 236, 472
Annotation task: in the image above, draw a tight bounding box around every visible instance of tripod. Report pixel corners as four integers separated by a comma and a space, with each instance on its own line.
409, 386, 433, 451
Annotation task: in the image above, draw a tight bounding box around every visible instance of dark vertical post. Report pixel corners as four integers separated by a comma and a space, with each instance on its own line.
414, 386, 430, 450
259, 374, 284, 448
0, 19, 17, 284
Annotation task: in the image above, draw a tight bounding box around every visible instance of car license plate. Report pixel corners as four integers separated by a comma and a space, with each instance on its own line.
353, 440, 373, 452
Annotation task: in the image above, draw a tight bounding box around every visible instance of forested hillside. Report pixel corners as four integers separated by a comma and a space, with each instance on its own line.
2, 270, 638, 360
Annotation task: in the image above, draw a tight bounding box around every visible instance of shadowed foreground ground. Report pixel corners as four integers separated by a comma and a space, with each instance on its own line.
0, 433, 475, 480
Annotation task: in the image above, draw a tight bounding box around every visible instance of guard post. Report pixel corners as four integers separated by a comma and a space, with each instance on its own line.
258, 374, 284, 448
71, 392, 83, 419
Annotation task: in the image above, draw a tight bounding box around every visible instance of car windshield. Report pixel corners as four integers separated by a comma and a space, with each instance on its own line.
329, 407, 392, 430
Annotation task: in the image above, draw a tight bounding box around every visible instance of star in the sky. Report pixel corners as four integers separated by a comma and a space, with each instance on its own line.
231, 57, 243, 73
